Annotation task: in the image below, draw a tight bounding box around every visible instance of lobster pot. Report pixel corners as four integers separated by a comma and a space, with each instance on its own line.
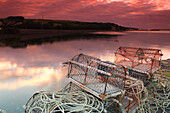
68, 53, 100, 84
66, 53, 146, 113
67, 54, 127, 100
115, 47, 163, 73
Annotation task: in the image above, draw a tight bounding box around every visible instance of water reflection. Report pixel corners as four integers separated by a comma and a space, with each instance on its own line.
0, 63, 66, 90
0, 33, 118, 48
0, 31, 169, 113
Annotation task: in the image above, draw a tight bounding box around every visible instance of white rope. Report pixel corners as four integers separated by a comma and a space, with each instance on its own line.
24, 91, 106, 113
0, 109, 6, 113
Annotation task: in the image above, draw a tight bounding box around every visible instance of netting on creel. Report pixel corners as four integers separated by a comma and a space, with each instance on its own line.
67, 53, 127, 96
114, 47, 163, 73
66, 53, 148, 112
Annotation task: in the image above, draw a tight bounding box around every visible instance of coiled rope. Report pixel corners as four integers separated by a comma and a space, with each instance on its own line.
24, 91, 106, 113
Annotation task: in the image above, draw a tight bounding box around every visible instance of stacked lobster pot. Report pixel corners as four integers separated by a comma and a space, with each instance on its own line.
24, 47, 169, 113
65, 53, 147, 113
114, 47, 163, 85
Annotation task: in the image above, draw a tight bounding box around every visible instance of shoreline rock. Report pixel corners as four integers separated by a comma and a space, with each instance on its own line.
156, 59, 170, 77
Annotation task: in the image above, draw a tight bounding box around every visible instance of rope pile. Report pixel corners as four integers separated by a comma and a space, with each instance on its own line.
0, 109, 6, 113
24, 91, 106, 113
136, 75, 170, 113
24, 53, 169, 113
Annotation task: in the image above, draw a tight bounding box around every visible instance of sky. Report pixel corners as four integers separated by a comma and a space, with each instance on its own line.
0, 0, 170, 29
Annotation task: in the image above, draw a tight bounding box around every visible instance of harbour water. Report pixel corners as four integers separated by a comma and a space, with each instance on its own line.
0, 31, 170, 113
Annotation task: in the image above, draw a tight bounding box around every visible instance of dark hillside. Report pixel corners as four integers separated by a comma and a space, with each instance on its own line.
0, 16, 138, 31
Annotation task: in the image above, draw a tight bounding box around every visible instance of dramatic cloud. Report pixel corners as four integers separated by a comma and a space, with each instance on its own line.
99, 0, 170, 10
0, 0, 169, 28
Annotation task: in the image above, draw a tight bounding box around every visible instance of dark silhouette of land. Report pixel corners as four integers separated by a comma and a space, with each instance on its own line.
0, 16, 138, 32
151, 29, 170, 31
0, 16, 137, 48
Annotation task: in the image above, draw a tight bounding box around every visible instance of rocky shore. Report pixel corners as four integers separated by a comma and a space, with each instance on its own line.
156, 59, 170, 77
161, 59, 170, 77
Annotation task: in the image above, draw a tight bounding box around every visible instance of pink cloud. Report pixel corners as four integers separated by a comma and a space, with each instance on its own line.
0, 0, 169, 28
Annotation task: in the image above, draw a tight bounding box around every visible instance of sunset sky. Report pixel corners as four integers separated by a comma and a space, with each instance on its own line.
0, 0, 170, 29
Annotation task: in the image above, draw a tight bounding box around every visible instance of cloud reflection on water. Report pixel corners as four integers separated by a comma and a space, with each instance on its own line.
0, 60, 66, 90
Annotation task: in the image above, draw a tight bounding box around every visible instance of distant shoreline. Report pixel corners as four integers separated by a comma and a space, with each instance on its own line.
0, 16, 138, 33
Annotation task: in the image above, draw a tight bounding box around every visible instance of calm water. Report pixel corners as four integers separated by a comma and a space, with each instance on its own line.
0, 31, 170, 113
